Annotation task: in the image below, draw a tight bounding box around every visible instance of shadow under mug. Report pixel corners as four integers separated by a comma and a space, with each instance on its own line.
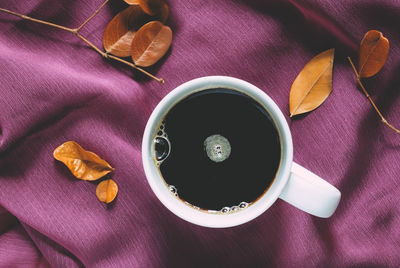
142, 76, 341, 228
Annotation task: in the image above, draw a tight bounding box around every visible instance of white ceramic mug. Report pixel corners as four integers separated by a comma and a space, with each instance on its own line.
142, 76, 341, 228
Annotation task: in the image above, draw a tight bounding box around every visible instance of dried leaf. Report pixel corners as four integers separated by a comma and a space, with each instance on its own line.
124, 0, 169, 22
131, 21, 172, 67
155, 2, 169, 24
138, 0, 164, 16
358, 30, 389, 78
124, 0, 140, 4
53, 141, 114, 181
289, 48, 335, 117
96, 179, 118, 204
103, 6, 150, 57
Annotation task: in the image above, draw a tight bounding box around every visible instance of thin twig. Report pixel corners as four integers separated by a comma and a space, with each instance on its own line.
347, 56, 400, 134
75, 0, 110, 32
0, 7, 74, 32
75, 32, 106, 55
0, 5, 164, 83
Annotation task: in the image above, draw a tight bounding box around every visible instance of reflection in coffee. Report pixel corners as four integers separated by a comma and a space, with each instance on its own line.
154, 89, 281, 212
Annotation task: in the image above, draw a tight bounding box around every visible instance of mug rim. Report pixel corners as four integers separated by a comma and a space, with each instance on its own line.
142, 76, 293, 228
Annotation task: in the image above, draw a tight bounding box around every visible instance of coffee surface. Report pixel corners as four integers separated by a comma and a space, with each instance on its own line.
156, 89, 281, 211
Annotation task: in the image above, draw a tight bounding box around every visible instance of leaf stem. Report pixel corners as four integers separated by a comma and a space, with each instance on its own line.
75, 0, 110, 32
347, 56, 400, 134
0, 5, 164, 83
74, 32, 106, 55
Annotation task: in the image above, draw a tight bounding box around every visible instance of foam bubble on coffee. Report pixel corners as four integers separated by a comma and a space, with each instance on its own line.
204, 134, 231, 163
167, 183, 250, 214
169, 185, 178, 196
154, 122, 171, 164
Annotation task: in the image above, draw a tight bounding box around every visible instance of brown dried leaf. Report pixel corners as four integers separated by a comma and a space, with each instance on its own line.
103, 6, 150, 57
289, 48, 334, 117
131, 21, 172, 67
358, 30, 389, 78
125, 0, 169, 22
103, 4, 169, 57
155, 2, 169, 24
53, 141, 114, 181
96, 179, 118, 204
138, 0, 164, 16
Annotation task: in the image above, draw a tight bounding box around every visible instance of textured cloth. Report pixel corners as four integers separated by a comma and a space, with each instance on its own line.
1, 0, 400, 267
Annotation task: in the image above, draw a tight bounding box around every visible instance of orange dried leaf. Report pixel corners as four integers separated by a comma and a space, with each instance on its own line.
53, 141, 114, 181
131, 21, 172, 67
358, 30, 389, 78
96, 179, 118, 204
124, 0, 141, 4
103, 6, 150, 57
289, 48, 335, 117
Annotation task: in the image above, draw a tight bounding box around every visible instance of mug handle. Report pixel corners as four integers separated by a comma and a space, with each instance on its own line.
279, 162, 341, 218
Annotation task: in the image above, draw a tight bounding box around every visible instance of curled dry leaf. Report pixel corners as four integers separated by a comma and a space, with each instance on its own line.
103, 5, 169, 57
358, 30, 389, 78
103, 6, 150, 57
131, 21, 172, 67
53, 141, 114, 181
289, 48, 335, 117
96, 179, 118, 204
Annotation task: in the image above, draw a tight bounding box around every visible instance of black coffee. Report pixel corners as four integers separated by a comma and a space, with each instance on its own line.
154, 88, 281, 212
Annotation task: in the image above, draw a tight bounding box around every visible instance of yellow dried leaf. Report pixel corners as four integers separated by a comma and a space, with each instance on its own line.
289, 48, 334, 117
53, 141, 114, 181
96, 179, 118, 204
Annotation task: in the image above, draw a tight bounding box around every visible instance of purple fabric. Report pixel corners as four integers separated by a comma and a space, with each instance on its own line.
1, 0, 400, 267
